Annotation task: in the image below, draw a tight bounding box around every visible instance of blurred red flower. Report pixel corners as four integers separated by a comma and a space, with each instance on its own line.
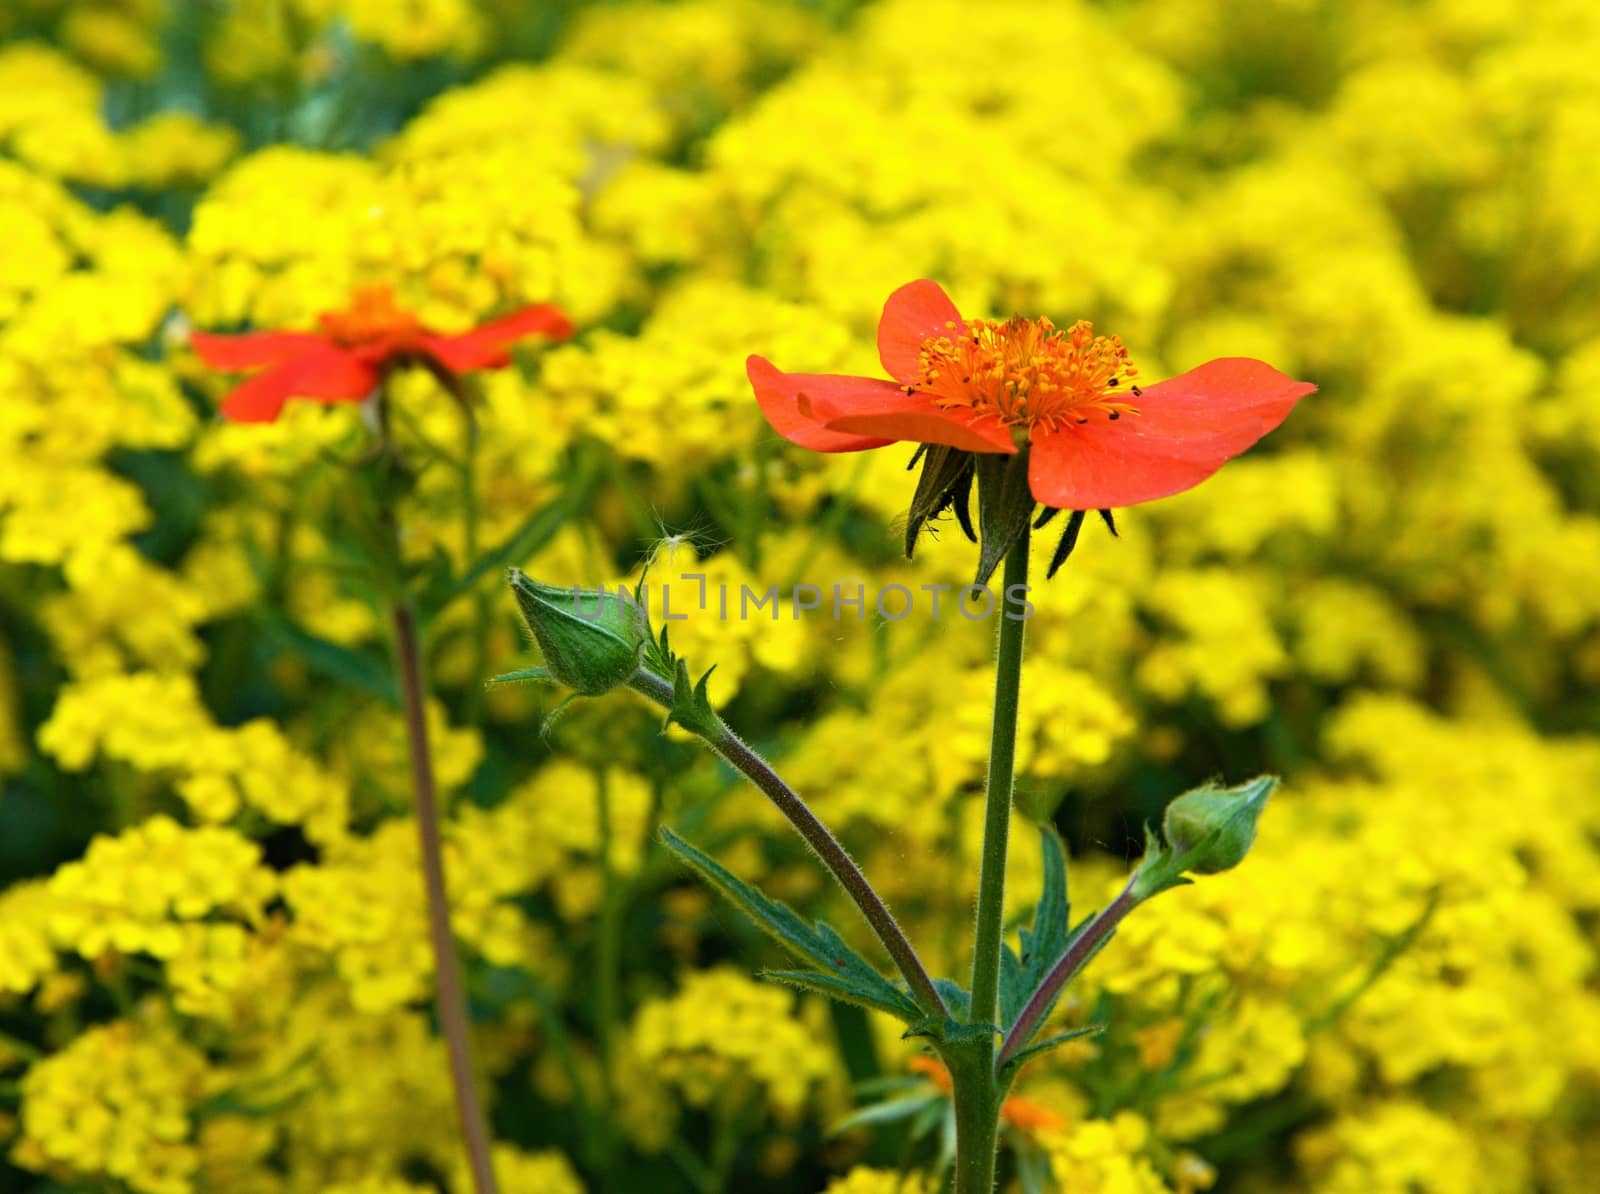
192, 286, 574, 423
748, 279, 1314, 511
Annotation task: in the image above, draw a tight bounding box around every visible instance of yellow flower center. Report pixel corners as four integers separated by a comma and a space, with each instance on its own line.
910, 317, 1142, 434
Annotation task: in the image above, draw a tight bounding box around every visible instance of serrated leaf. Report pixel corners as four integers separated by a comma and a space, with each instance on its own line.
904, 1014, 999, 1047
763, 969, 922, 1021
902, 978, 976, 1041
660, 827, 923, 1023
999, 826, 1070, 1037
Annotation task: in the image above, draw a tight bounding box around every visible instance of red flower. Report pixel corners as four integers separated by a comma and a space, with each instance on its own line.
748, 280, 1314, 511
191, 286, 575, 423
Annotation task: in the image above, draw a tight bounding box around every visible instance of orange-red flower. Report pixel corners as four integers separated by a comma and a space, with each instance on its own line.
748, 280, 1314, 512
191, 286, 574, 422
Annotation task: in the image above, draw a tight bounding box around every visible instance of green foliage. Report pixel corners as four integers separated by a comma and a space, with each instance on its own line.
658, 827, 924, 1023
998, 825, 1070, 1039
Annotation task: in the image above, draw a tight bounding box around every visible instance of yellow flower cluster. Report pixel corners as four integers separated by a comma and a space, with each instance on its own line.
823, 1169, 933, 1194
450, 1145, 586, 1194
629, 967, 836, 1121
0, 45, 235, 187
1041, 1113, 1173, 1194
39, 672, 351, 842
15, 1019, 212, 1194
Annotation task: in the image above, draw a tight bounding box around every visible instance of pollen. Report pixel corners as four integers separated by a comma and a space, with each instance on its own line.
912, 316, 1140, 433
316, 285, 425, 348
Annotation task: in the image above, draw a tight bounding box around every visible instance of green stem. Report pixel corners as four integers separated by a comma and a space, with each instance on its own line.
462, 415, 490, 725
955, 526, 1030, 1194
998, 880, 1138, 1069
392, 601, 500, 1194
950, 1054, 1004, 1194
627, 670, 947, 1019
593, 767, 622, 1189
970, 528, 1030, 1027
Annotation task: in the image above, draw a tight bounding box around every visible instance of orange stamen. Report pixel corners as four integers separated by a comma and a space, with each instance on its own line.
911, 317, 1141, 435
317, 285, 426, 348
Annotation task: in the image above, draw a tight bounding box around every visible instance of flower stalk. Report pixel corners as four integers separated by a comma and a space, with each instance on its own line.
969, 524, 1030, 1030
626, 667, 948, 1019
998, 880, 1138, 1069
949, 526, 1031, 1194
391, 600, 500, 1194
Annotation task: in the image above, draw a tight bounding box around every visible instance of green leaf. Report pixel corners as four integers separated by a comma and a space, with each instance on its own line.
431, 494, 574, 617
763, 969, 922, 1021
998, 1025, 1103, 1076
828, 1093, 942, 1136
999, 825, 1070, 1036
485, 666, 554, 687
1016, 1141, 1053, 1194
1045, 509, 1088, 579
257, 615, 396, 703
659, 827, 923, 1023
910, 1094, 950, 1142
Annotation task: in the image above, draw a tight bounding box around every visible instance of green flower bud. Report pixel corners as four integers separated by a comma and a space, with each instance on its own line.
508, 569, 652, 695
1162, 776, 1275, 874
1131, 776, 1276, 900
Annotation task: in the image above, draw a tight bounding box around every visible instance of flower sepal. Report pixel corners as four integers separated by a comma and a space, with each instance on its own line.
973, 450, 1036, 587
507, 569, 652, 696
663, 654, 721, 739
904, 444, 977, 559
1130, 776, 1276, 900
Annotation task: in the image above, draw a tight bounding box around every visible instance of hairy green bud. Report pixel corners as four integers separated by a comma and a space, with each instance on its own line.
1163, 777, 1274, 873
508, 569, 651, 695
1131, 776, 1276, 900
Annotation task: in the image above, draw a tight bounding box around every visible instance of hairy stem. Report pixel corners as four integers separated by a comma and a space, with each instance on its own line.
392, 601, 500, 1194
462, 414, 490, 725
951, 528, 1032, 1194
950, 1053, 1003, 1194
970, 528, 1030, 1029
628, 669, 947, 1018
593, 767, 622, 1189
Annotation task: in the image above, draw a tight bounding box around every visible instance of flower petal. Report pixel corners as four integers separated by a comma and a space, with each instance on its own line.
190, 329, 328, 369
1028, 358, 1315, 508
218, 347, 379, 422
747, 356, 896, 452
418, 304, 575, 374
809, 387, 1017, 454
877, 279, 964, 383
